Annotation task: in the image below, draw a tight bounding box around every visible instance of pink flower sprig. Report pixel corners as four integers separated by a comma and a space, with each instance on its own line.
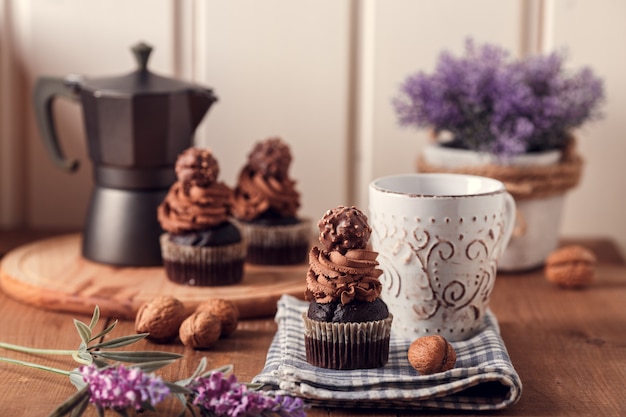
79, 364, 170, 411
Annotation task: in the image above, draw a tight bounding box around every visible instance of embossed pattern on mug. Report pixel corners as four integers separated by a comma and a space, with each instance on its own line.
371, 210, 507, 340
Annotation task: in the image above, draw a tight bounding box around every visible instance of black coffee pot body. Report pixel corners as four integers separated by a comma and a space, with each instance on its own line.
33, 43, 217, 266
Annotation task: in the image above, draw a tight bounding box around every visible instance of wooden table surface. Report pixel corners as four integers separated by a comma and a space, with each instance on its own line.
1, 231, 625, 417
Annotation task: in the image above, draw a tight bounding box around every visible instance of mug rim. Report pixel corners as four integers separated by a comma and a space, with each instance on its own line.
369, 173, 507, 198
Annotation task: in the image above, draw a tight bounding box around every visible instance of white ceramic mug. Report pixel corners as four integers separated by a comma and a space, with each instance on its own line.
369, 173, 516, 342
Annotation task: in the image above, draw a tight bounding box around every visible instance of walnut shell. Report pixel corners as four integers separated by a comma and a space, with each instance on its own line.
135, 296, 186, 342
545, 245, 597, 289
195, 298, 239, 337
408, 335, 456, 375
179, 311, 222, 349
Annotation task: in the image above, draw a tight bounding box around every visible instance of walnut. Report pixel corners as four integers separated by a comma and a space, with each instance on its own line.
195, 298, 239, 337
545, 245, 597, 289
407, 335, 456, 375
179, 311, 222, 349
135, 296, 187, 342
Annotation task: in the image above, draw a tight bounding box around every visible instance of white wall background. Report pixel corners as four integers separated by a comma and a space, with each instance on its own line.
1, 0, 625, 256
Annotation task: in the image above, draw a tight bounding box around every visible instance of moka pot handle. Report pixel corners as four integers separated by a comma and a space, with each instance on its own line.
32, 76, 82, 172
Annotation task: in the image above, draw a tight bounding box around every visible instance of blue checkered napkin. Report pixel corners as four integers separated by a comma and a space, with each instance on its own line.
253, 295, 522, 411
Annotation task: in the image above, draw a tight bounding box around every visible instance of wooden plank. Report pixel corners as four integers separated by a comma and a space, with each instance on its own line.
489, 265, 626, 415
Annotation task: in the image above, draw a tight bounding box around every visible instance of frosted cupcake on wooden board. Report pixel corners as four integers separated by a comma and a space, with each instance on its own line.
158, 147, 245, 286
232, 137, 311, 265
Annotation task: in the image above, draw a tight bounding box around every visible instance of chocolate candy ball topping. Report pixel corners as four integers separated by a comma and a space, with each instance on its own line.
318, 206, 372, 253
247, 137, 292, 179
175, 147, 219, 186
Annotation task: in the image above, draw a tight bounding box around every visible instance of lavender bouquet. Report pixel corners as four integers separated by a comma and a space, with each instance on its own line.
393, 39, 605, 159
0, 306, 306, 417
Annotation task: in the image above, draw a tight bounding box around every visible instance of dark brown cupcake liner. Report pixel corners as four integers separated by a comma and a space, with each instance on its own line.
160, 233, 246, 286
302, 313, 393, 370
236, 219, 312, 265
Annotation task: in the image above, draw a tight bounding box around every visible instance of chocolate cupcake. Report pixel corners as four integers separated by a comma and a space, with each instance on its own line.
303, 206, 392, 370
157, 147, 245, 286
232, 137, 311, 265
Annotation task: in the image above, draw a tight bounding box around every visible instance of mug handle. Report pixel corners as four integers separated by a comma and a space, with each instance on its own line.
497, 192, 517, 259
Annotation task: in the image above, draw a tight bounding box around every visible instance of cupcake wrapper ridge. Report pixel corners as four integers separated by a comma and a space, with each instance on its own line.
302, 313, 393, 370
160, 233, 246, 286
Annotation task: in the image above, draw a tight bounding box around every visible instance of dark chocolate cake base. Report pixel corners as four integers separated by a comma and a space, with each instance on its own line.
169, 222, 242, 247
307, 298, 390, 322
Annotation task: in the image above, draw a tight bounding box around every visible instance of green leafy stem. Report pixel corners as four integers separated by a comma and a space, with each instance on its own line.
0, 306, 182, 374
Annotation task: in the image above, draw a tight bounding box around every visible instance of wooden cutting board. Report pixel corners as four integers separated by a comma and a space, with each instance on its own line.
0, 234, 307, 320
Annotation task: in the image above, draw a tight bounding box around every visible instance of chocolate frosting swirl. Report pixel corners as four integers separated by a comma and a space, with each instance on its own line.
158, 181, 232, 234
232, 137, 300, 221
158, 147, 232, 234
305, 247, 383, 305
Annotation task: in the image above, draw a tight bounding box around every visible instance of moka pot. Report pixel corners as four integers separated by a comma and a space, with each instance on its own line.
32, 42, 217, 267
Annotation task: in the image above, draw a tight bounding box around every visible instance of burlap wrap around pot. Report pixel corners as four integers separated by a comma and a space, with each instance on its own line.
416, 139, 583, 202
416, 137, 583, 270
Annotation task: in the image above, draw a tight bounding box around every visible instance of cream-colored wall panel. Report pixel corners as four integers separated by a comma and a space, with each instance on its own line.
549, 0, 626, 255
24, 0, 176, 228
195, 0, 352, 221
357, 0, 524, 207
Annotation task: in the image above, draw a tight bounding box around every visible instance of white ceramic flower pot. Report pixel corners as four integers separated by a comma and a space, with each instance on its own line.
421, 144, 566, 271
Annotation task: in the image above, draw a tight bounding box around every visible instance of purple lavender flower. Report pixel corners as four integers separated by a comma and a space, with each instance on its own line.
271, 395, 307, 417
393, 38, 605, 159
79, 364, 170, 411
190, 372, 306, 417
